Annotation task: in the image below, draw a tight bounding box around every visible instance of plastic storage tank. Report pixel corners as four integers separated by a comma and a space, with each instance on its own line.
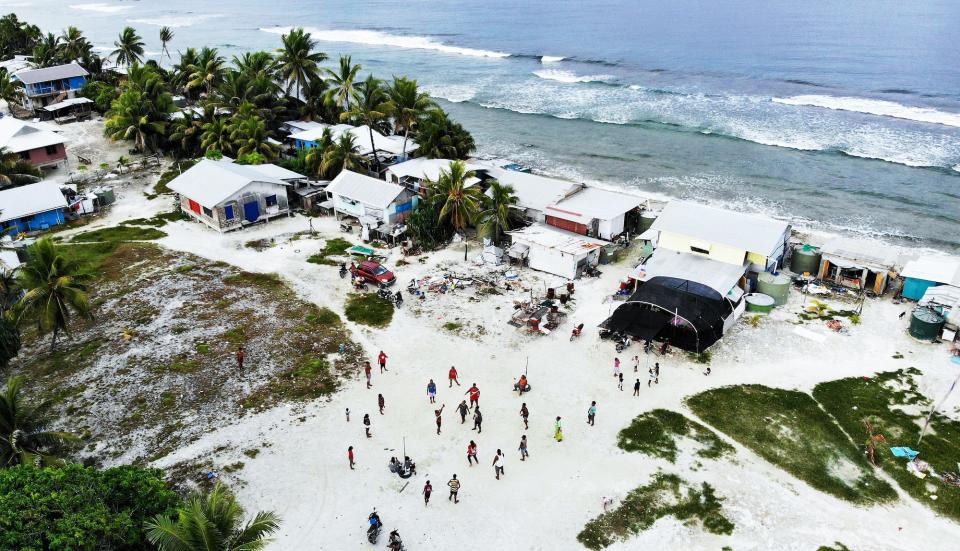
756, 272, 791, 305
639, 211, 658, 233
909, 307, 945, 341
745, 293, 776, 313
790, 244, 822, 276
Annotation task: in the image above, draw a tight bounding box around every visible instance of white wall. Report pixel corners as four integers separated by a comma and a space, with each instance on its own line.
598, 213, 625, 240
519, 241, 599, 280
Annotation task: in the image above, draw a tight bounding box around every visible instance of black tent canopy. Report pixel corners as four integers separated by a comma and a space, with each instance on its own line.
602, 276, 733, 352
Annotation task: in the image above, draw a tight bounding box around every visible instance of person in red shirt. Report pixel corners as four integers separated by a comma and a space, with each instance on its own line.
465, 383, 479, 410
378, 351, 388, 373
348, 446, 355, 469
448, 365, 460, 387
467, 440, 478, 466
422, 480, 432, 506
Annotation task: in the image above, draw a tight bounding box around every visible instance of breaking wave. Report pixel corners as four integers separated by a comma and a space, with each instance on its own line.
259, 27, 509, 58
128, 14, 223, 28
532, 69, 613, 84
541, 56, 564, 63
69, 3, 131, 13
772, 95, 960, 128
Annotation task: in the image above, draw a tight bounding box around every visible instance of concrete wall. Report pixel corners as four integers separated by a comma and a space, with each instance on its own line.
21, 143, 67, 168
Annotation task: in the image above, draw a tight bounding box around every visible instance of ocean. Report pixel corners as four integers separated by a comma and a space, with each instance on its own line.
8, 0, 960, 251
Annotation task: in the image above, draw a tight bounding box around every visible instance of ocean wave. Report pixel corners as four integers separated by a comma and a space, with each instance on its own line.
541, 56, 564, 63
772, 95, 960, 128
128, 14, 223, 28
69, 3, 132, 13
260, 27, 509, 58
532, 69, 613, 84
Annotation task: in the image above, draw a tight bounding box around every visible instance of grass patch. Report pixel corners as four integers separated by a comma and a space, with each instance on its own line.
223, 272, 284, 289
245, 238, 273, 251
307, 237, 353, 265
344, 293, 394, 328
813, 368, 960, 521
817, 543, 851, 551
243, 448, 260, 459
73, 226, 167, 242
686, 385, 896, 505
442, 321, 463, 332
617, 409, 733, 463
195, 343, 211, 354
305, 307, 341, 326
577, 472, 733, 550
686, 351, 712, 364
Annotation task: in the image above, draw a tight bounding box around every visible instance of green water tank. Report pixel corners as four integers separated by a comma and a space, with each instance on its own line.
756, 272, 791, 306
909, 307, 945, 342
790, 245, 822, 276
745, 293, 776, 313
639, 211, 658, 233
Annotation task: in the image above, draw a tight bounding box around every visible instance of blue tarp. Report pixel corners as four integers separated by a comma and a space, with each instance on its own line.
890, 447, 919, 460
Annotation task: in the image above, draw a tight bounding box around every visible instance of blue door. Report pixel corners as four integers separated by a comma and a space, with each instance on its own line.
224, 205, 235, 220
243, 201, 260, 222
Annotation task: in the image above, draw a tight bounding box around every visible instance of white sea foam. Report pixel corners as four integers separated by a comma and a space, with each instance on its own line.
540, 56, 564, 63
532, 69, 612, 84
260, 27, 509, 58
129, 14, 223, 28
773, 95, 960, 128
69, 3, 132, 13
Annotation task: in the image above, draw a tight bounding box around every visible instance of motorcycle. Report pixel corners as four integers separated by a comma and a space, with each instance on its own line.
353, 279, 368, 292
569, 323, 585, 341
387, 530, 405, 551
584, 265, 602, 278
339, 263, 348, 279
615, 333, 632, 353
367, 511, 382, 544
377, 284, 394, 301
394, 291, 403, 308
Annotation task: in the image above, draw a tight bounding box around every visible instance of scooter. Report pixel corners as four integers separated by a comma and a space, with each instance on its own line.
387, 530, 405, 551
367, 511, 382, 544
377, 284, 394, 301
569, 323, 584, 341
353, 279, 368, 292
394, 291, 403, 308
615, 333, 632, 353
339, 263, 348, 279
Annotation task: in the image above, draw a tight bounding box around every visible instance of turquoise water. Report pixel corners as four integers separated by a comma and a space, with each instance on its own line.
9, 0, 960, 250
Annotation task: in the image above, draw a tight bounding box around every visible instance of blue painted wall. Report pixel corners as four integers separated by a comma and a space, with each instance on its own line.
903, 278, 940, 301
6, 209, 65, 233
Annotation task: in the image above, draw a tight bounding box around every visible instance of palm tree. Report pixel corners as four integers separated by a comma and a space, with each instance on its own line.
187, 47, 226, 98
342, 75, 390, 172
173, 47, 200, 95
111, 26, 145, 68
159, 26, 174, 61
428, 160, 482, 233
57, 26, 91, 63
145, 483, 280, 551
233, 51, 275, 78
275, 28, 327, 102
104, 90, 166, 153
0, 376, 77, 467
387, 76, 434, 159
200, 117, 234, 156
30, 32, 59, 68
169, 105, 217, 158
298, 77, 331, 122
0, 72, 25, 113
13, 238, 92, 350
478, 180, 518, 244
416, 108, 476, 160
324, 55, 361, 112
303, 127, 334, 178
229, 106, 278, 160
0, 147, 41, 188
0, 268, 19, 313
320, 133, 361, 178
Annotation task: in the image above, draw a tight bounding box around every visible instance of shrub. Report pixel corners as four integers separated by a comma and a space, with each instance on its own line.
345, 293, 394, 328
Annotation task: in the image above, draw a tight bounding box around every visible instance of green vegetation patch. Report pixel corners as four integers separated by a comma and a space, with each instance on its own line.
307, 237, 353, 265
72, 225, 167, 243
617, 409, 734, 463
577, 472, 734, 550
686, 385, 896, 505
817, 543, 852, 551
813, 368, 960, 521
344, 293, 394, 328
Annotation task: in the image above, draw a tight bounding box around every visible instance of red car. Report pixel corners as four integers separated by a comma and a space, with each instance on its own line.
354, 260, 396, 286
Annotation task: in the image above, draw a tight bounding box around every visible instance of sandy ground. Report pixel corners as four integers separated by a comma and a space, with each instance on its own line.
36, 121, 960, 550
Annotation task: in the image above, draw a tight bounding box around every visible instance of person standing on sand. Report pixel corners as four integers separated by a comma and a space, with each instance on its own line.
554, 416, 563, 442
364, 361, 373, 389
236, 346, 245, 373
423, 480, 432, 506
704, 367, 712, 376
632, 355, 639, 373
378, 393, 385, 415
363, 414, 372, 438
518, 435, 529, 461
466, 383, 480, 409
427, 379, 437, 404
467, 440, 478, 465
448, 475, 461, 503
654, 362, 660, 385
520, 403, 529, 430
648, 368, 655, 388
378, 350, 388, 373
457, 400, 469, 423
618, 372, 624, 391
634, 379, 641, 396
472, 407, 483, 433
348, 446, 355, 469
345, 407, 350, 422
449, 365, 460, 387
492, 449, 505, 480
613, 357, 621, 377
587, 401, 597, 426
435, 404, 445, 435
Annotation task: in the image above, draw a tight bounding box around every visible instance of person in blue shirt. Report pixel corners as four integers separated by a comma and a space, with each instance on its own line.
427, 379, 437, 404
587, 401, 597, 426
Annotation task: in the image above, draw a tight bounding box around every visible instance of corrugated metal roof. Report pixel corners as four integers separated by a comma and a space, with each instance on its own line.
289, 124, 416, 156
245, 163, 306, 182
546, 186, 646, 223
13, 63, 88, 85
901, 256, 960, 286
0, 181, 68, 223
651, 201, 790, 255
0, 117, 65, 154
166, 160, 291, 209
326, 170, 407, 209
386, 158, 483, 185
508, 223, 604, 256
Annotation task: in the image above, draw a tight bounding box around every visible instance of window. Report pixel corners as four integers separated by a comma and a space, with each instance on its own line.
19, 151, 30, 161
203, 206, 213, 217
690, 246, 710, 255
265, 195, 278, 207
45, 145, 58, 155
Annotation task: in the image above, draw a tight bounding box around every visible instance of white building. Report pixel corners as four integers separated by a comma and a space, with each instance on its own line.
325, 170, 416, 232
290, 124, 417, 165
0, 117, 68, 169
507, 223, 605, 280
166, 160, 302, 232
385, 158, 483, 193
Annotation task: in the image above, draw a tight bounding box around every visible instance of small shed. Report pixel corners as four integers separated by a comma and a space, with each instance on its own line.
507, 223, 605, 280
900, 256, 960, 301
818, 239, 901, 294
0, 181, 68, 234
325, 170, 415, 227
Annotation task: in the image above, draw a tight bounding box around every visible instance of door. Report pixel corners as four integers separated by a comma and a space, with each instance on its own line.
224, 205, 234, 220
243, 201, 260, 222
188, 199, 201, 214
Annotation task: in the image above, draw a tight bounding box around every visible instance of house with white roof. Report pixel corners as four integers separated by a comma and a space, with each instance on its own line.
325, 170, 416, 231
649, 201, 791, 274
385, 158, 482, 194
166, 160, 302, 232
0, 117, 67, 169
0, 181, 68, 234
507, 222, 605, 280
900, 256, 960, 301
12, 63, 89, 111
290, 124, 417, 166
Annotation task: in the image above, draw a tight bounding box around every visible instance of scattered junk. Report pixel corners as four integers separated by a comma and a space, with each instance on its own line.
900, 255, 960, 301
817, 238, 901, 295
510, 298, 567, 335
